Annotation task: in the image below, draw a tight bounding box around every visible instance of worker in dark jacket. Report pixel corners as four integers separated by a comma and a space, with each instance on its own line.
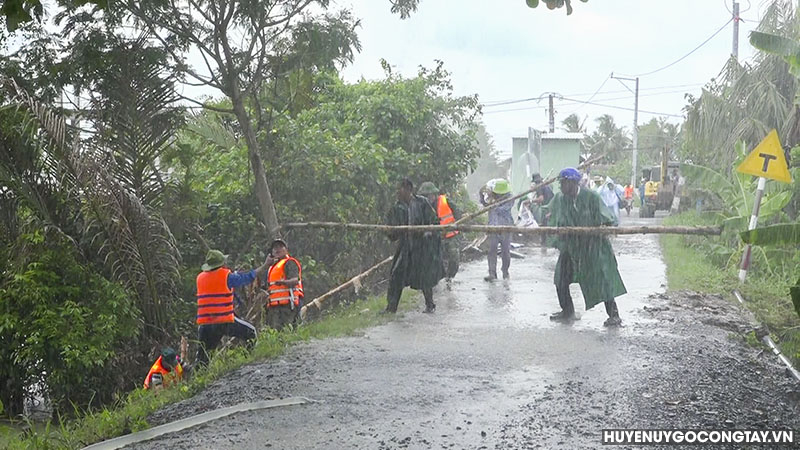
418, 181, 461, 289
385, 178, 444, 313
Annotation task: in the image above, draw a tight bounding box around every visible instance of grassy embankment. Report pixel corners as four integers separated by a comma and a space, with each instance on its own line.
660, 211, 800, 363
3, 291, 417, 449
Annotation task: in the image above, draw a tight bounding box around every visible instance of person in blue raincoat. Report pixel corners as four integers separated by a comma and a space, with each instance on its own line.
548, 168, 626, 327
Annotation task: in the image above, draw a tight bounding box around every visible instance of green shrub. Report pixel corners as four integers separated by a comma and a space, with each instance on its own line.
0, 231, 140, 416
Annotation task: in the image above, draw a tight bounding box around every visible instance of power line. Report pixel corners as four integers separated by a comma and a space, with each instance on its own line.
565, 82, 704, 97
482, 105, 548, 115
561, 88, 697, 105
481, 83, 703, 108
568, 73, 611, 114
481, 95, 549, 108
483, 90, 691, 116
560, 97, 684, 118
556, 75, 610, 116
620, 18, 733, 77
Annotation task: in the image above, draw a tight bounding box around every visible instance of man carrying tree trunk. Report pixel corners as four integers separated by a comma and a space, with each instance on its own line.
418, 182, 461, 289
263, 239, 303, 330
384, 178, 444, 314
195, 249, 269, 365
548, 168, 626, 327
479, 179, 514, 281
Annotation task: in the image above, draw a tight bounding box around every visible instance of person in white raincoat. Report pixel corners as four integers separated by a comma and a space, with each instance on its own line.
598, 177, 625, 221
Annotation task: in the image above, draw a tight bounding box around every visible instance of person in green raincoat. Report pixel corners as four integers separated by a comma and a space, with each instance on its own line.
384, 178, 444, 313
548, 167, 626, 327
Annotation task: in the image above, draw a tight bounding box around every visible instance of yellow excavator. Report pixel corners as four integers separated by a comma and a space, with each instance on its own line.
639, 145, 679, 218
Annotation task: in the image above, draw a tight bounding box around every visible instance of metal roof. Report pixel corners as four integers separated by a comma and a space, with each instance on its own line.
541, 132, 584, 140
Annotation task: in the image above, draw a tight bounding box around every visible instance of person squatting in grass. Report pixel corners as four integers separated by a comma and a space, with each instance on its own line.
195, 249, 269, 365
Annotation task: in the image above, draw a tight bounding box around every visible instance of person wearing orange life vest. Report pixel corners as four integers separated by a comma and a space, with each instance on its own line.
623, 184, 634, 216
195, 249, 270, 365
263, 239, 303, 330
418, 182, 461, 289
143, 347, 183, 390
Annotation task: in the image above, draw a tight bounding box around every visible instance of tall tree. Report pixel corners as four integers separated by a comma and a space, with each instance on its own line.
123, 0, 360, 238
638, 117, 680, 167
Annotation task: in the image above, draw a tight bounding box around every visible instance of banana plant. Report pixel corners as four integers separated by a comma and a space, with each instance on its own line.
680, 141, 795, 269
741, 223, 800, 318
681, 141, 794, 231
750, 30, 800, 79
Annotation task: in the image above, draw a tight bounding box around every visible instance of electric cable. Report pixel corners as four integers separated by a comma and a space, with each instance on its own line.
621, 18, 733, 77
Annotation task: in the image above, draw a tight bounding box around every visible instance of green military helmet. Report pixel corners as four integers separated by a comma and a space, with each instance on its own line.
492, 179, 511, 195
202, 249, 227, 271
417, 182, 440, 196
160, 347, 179, 369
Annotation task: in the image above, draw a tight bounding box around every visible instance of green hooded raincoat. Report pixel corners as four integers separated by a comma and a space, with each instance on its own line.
548, 187, 627, 310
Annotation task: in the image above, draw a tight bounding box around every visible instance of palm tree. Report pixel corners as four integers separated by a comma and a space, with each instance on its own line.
583, 114, 631, 162
683, 0, 799, 172
0, 37, 183, 338
561, 113, 586, 133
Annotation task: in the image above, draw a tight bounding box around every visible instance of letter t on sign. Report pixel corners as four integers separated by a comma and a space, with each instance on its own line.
759, 153, 777, 172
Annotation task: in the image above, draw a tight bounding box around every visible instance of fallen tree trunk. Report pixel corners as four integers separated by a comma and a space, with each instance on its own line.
284, 223, 723, 236
296, 154, 612, 320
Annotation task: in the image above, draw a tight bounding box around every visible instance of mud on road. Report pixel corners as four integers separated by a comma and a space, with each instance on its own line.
130, 217, 800, 449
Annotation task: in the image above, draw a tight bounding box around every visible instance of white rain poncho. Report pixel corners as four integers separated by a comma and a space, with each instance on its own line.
598, 177, 624, 220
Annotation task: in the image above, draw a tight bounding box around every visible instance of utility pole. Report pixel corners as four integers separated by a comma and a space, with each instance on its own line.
732, 1, 740, 59
548, 94, 555, 133
611, 74, 640, 188
633, 77, 639, 188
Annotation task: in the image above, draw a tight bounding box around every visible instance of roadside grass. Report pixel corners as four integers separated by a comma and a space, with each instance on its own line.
5, 292, 417, 449
660, 212, 800, 365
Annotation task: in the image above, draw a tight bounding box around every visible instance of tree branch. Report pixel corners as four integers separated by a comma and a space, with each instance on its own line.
176, 93, 235, 114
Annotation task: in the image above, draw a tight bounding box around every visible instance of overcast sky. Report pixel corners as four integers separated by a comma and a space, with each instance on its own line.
336, 0, 769, 159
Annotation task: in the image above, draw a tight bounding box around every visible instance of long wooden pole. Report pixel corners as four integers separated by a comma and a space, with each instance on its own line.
297, 153, 610, 319
300, 256, 392, 320
284, 222, 723, 236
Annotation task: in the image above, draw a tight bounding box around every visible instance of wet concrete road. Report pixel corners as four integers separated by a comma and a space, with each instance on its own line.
132, 215, 800, 449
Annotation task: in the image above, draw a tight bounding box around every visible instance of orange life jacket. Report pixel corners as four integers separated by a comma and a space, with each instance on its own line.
143, 356, 184, 389
267, 256, 303, 308
437, 195, 458, 239
196, 267, 234, 325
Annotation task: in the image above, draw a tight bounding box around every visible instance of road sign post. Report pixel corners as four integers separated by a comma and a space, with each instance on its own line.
736, 130, 793, 282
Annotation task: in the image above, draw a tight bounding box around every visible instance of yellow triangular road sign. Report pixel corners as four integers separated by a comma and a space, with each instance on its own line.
736, 129, 793, 183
